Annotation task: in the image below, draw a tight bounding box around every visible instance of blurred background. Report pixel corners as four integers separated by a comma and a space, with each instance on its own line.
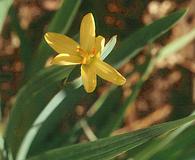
0, 0, 195, 138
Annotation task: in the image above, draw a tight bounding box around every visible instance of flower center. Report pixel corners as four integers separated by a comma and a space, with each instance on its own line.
76, 47, 97, 65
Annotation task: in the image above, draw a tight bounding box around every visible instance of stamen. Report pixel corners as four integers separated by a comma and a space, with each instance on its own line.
92, 48, 96, 55
82, 57, 87, 64
76, 47, 80, 52
76, 47, 88, 57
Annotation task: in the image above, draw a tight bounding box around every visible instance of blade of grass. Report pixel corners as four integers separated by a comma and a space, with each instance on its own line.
5, 66, 73, 158
106, 9, 187, 68
16, 90, 67, 160
156, 28, 195, 62
27, 86, 88, 156
150, 126, 195, 160
133, 114, 195, 160
27, 115, 195, 160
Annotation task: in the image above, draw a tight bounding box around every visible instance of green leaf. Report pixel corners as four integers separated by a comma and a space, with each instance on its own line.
26, 0, 81, 78
156, 28, 195, 62
150, 126, 195, 160
0, 0, 13, 32
27, 115, 195, 160
132, 112, 195, 160
133, 118, 194, 160
106, 9, 187, 68
4, 66, 73, 158
126, 126, 195, 160
28, 87, 87, 156
16, 90, 68, 160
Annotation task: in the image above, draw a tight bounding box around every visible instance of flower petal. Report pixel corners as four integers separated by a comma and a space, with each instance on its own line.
94, 59, 126, 85
52, 54, 82, 65
44, 32, 79, 55
101, 35, 117, 60
80, 13, 95, 52
95, 36, 105, 56
81, 64, 97, 93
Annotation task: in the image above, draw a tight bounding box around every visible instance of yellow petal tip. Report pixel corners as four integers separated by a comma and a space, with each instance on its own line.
119, 77, 126, 85
44, 32, 51, 38
85, 87, 95, 93
114, 75, 126, 86
85, 12, 94, 18
44, 32, 53, 43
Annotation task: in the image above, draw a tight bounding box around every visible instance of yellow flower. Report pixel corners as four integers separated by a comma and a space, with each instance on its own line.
44, 13, 126, 93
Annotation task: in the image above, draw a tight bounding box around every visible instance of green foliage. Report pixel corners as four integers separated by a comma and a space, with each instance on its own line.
0, 1, 195, 160
106, 9, 186, 68
5, 66, 73, 158
27, 115, 195, 160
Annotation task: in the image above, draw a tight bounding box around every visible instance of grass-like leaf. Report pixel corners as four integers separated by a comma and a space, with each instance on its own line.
156, 28, 195, 62
27, 115, 195, 160
106, 9, 187, 68
5, 66, 73, 158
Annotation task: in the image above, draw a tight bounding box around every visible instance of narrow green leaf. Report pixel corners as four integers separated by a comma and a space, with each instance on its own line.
133, 111, 195, 160
28, 87, 87, 156
27, 115, 195, 160
106, 9, 187, 68
150, 126, 195, 160
16, 90, 67, 160
5, 66, 73, 158
156, 28, 195, 62
0, 0, 13, 32
133, 119, 194, 160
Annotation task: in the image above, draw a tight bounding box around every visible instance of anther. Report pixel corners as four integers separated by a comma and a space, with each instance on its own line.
76, 47, 88, 57
76, 47, 80, 52
92, 48, 96, 55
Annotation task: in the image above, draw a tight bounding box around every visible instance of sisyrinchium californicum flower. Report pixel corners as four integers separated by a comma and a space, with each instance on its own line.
44, 13, 126, 93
